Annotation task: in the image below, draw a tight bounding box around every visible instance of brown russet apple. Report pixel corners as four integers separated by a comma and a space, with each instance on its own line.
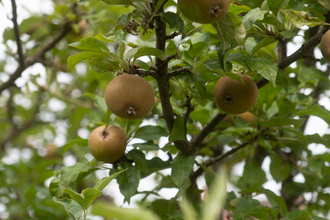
178, 0, 231, 24
320, 29, 330, 62
104, 74, 155, 120
88, 125, 127, 163
214, 74, 258, 114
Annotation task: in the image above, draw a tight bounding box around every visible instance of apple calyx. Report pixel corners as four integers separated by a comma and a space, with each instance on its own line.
101, 129, 109, 139
224, 94, 234, 105
211, 6, 221, 17
127, 107, 137, 115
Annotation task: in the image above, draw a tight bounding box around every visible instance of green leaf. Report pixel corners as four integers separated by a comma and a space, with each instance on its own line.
94, 169, 128, 191
270, 154, 290, 182
242, 159, 267, 187
241, 186, 288, 217
212, 14, 236, 51
246, 58, 277, 87
154, 0, 166, 13
162, 12, 184, 33
142, 157, 169, 177
242, 8, 268, 30
295, 105, 330, 126
63, 188, 84, 207
127, 150, 148, 173
233, 196, 278, 220
94, 95, 108, 113
283, 209, 312, 220
318, 0, 330, 10
133, 47, 166, 62
53, 197, 83, 220
188, 42, 208, 58
268, 118, 305, 129
59, 158, 94, 191
251, 37, 277, 57
281, 9, 326, 28
118, 161, 140, 203
132, 142, 160, 151
134, 125, 168, 141
267, 0, 286, 15
49, 177, 61, 198
169, 117, 186, 142
309, 159, 324, 179
170, 155, 195, 188
91, 201, 161, 220
180, 197, 198, 220
69, 38, 109, 52
78, 0, 135, 6
201, 168, 227, 220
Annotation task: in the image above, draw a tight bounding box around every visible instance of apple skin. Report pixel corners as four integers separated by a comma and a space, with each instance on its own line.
224, 111, 256, 125
320, 29, 330, 62
88, 125, 127, 163
104, 74, 155, 120
214, 74, 258, 114
178, 0, 231, 24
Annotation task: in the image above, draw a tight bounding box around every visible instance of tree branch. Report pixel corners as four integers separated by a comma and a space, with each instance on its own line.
257, 26, 329, 89
168, 67, 193, 78
0, 14, 75, 94
10, 0, 25, 68
191, 113, 227, 148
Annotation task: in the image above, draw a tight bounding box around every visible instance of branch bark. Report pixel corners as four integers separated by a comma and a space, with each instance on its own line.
0, 14, 75, 94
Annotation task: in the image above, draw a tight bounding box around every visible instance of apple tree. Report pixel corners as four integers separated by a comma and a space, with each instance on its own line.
1, 0, 330, 219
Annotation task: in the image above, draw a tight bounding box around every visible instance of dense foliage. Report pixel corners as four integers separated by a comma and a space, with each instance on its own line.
1, 0, 330, 219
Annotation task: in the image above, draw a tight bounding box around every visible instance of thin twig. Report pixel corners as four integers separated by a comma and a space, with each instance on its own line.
168, 67, 193, 78
10, 0, 25, 68
191, 113, 227, 148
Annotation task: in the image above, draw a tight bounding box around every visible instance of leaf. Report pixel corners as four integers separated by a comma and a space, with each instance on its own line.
283, 209, 312, 220
233, 196, 278, 220
170, 155, 195, 188
154, 0, 166, 13
201, 168, 227, 220
59, 158, 94, 191
281, 9, 326, 28
118, 161, 140, 203
53, 197, 83, 220
162, 12, 184, 33
63, 188, 84, 207
269, 154, 290, 182
132, 142, 160, 151
133, 47, 166, 62
246, 58, 277, 88
241, 186, 288, 217
295, 105, 330, 126
49, 177, 61, 198
94, 169, 128, 191
180, 197, 198, 220
134, 125, 168, 141
78, 0, 135, 6
268, 118, 305, 129
94, 95, 108, 113
267, 0, 286, 15
242, 8, 268, 30
91, 201, 161, 220
188, 42, 208, 58
169, 117, 186, 142
212, 14, 236, 51
127, 150, 148, 173
251, 37, 277, 57
242, 159, 267, 187
318, 0, 330, 10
